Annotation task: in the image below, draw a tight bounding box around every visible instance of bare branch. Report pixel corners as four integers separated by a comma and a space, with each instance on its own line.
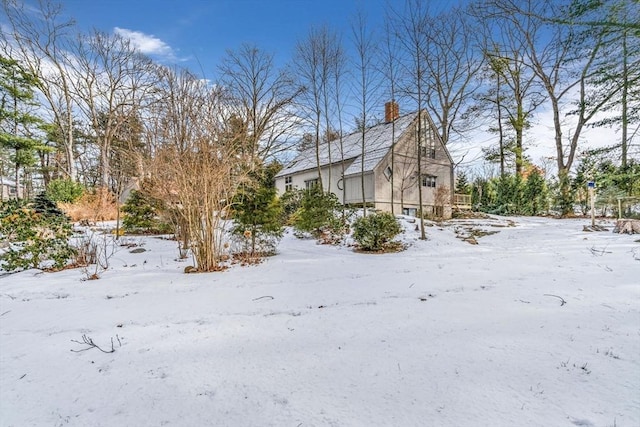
70, 334, 118, 353
543, 294, 567, 306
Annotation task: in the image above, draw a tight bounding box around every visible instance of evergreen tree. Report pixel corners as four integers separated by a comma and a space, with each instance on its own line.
121, 190, 169, 234
522, 170, 548, 215
455, 171, 471, 194
471, 177, 491, 210
33, 192, 65, 217
293, 185, 342, 238
232, 163, 284, 256
0, 56, 49, 198
492, 174, 524, 215
46, 178, 84, 204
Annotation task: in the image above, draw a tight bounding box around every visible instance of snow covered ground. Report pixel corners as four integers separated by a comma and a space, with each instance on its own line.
1, 216, 639, 427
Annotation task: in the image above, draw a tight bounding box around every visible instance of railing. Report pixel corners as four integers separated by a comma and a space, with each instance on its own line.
454, 193, 472, 210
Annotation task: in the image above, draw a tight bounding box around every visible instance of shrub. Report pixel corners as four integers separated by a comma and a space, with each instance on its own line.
352, 211, 402, 251
121, 190, 171, 234
46, 178, 84, 203
58, 187, 118, 223
0, 196, 76, 271
474, 173, 549, 216
279, 188, 304, 225
293, 186, 345, 240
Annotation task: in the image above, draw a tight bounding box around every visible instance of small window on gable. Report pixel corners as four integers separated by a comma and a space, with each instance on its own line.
417, 121, 436, 159
285, 176, 293, 191
427, 137, 436, 159
384, 166, 392, 181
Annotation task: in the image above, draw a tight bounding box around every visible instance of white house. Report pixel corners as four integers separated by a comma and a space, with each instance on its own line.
275, 103, 455, 219
0, 177, 22, 200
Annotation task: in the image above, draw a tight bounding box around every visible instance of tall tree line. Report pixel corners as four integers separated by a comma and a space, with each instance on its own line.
1, 0, 636, 219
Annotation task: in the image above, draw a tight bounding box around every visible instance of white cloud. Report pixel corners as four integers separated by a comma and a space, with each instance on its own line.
114, 27, 176, 61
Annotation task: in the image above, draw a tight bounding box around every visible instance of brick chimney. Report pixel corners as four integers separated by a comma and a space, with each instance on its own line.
385, 101, 399, 123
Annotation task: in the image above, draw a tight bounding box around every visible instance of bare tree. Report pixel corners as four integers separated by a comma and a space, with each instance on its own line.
381, 15, 402, 214
294, 27, 327, 191
472, 7, 547, 177
319, 31, 342, 190
351, 9, 381, 216
143, 66, 208, 255
395, 0, 429, 239
218, 44, 302, 165
332, 38, 348, 210
72, 30, 156, 191
294, 26, 343, 192
395, 137, 419, 212
2, 0, 78, 181
421, 6, 484, 147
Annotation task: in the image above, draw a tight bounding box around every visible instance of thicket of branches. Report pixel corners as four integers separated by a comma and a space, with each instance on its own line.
1, 0, 638, 266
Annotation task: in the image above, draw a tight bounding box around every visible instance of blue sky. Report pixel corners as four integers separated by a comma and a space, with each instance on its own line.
17, 0, 621, 169
57, 0, 398, 78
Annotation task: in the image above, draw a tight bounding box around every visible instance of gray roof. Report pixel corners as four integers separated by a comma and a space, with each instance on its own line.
276, 112, 417, 178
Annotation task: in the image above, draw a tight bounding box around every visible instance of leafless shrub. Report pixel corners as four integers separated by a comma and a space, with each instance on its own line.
142, 68, 250, 272
71, 230, 120, 280
60, 188, 119, 223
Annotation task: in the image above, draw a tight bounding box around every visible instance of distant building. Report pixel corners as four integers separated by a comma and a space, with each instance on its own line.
275, 102, 455, 218
1, 178, 22, 200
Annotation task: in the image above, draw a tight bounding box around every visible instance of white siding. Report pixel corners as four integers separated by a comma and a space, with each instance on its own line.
344, 173, 374, 205
274, 110, 455, 218
275, 160, 355, 203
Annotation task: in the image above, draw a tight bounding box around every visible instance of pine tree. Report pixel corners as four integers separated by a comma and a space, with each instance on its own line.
455, 171, 471, 194
0, 56, 50, 199
232, 163, 284, 256
523, 171, 548, 215
33, 192, 65, 217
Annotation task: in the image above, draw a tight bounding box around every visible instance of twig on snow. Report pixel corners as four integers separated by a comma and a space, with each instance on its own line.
71, 334, 119, 353
0, 310, 10, 317
589, 245, 612, 256
252, 295, 274, 301
543, 294, 567, 306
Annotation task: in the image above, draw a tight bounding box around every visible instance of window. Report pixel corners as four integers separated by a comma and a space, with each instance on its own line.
427, 137, 436, 159
403, 207, 417, 216
305, 178, 319, 190
285, 176, 293, 191
419, 136, 436, 159
416, 120, 436, 159
422, 175, 437, 188
383, 166, 392, 181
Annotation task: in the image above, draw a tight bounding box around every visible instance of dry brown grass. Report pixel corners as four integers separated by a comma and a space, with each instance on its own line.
59, 187, 119, 223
